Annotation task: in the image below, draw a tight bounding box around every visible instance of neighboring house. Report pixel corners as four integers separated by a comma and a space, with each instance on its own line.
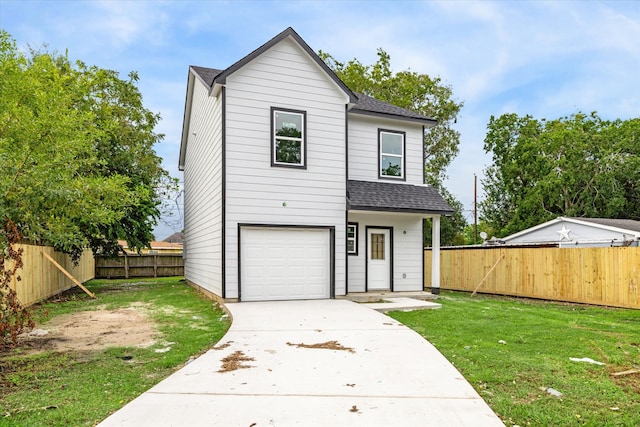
118, 240, 184, 254
163, 232, 184, 244
502, 217, 640, 248
179, 27, 452, 302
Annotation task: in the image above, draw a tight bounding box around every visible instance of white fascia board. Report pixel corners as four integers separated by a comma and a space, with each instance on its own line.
209, 82, 223, 97
178, 72, 196, 171
562, 217, 640, 238
502, 217, 564, 241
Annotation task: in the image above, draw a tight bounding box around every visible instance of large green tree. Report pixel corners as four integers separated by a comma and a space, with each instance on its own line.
0, 31, 173, 258
320, 49, 465, 245
481, 112, 640, 237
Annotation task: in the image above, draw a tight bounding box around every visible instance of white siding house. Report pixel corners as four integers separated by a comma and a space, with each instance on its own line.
179, 28, 452, 302
502, 217, 640, 248
181, 71, 224, 297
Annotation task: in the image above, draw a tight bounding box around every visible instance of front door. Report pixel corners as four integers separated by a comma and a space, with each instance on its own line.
367, 228, 391, 290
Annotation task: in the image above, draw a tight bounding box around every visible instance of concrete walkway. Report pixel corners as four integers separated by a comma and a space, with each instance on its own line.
99, 300, 504, 426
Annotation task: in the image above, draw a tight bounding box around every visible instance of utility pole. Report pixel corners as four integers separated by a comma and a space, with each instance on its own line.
474, 174, 478, 244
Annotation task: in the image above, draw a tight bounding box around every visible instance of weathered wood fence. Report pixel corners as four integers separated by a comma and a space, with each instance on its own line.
95, 253, 183, 279
425, 246, 640, 309
7, 244, 95, 307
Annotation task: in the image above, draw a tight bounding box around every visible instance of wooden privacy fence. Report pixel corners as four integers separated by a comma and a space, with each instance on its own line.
7, 244, 95, 307
95, 253, 184, 279
425, 246, 640, 309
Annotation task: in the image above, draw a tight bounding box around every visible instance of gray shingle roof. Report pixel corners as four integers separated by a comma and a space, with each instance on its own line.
347, 180, 453, 215
190, 66, 221, 86
189, 65, 436, 124
162, 232, 184, 244
351, 92, 436, 124
568, 218, 640, 233
188, 27, 435, 125
188, 27, 357, 103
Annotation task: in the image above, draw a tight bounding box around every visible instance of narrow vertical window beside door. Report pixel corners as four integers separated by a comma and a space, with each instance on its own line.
347, 223, 358, 255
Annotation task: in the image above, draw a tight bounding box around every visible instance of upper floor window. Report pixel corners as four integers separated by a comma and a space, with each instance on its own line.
379, 129, 405, 180
272, 107, 306, 168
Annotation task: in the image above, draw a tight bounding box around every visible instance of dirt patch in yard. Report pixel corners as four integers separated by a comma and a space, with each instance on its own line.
17, 303, 159, 353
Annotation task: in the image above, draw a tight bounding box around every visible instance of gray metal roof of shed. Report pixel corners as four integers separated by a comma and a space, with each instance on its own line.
567, 217, 640, 233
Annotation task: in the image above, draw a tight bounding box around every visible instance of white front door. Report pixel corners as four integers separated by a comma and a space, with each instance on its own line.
367, 228, 391, 290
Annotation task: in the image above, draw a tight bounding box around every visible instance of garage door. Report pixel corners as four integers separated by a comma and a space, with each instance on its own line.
240, 227, 331, 301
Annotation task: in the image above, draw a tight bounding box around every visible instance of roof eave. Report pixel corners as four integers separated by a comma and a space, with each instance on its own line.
212, 27, 357, 103
348, 205, 453, 216
349, 108, 437, 126
178, 70, 197, 171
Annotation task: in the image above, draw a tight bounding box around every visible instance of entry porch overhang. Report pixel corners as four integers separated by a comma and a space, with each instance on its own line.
346, 180, 453, 215
346, 180, 453, 294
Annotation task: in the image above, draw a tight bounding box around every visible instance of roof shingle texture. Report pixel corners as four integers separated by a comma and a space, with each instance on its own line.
190, 66, 221, 86
347, 180, 453, 215
352, 92, 435, 122
189, 66, 434, 123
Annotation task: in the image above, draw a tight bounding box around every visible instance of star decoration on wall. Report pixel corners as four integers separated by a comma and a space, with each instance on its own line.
557, 225, 572, 241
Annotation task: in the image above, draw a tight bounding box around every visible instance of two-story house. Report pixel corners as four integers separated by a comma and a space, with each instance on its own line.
179, 27, 453, 302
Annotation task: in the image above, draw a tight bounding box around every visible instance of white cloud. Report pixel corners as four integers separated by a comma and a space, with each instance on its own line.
5, 0, 639, 229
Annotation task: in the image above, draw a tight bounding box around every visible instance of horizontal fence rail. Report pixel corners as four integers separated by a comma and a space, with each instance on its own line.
95, 253, 184, 279
7, 244, 95, 307
425, 246, 640, 309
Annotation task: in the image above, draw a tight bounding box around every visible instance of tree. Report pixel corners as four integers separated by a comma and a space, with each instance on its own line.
0, 31, 174, 345
0, 31, 173, 258
481, 112, 640, 237
424, 184, 466, 247
319, 49, 466, 244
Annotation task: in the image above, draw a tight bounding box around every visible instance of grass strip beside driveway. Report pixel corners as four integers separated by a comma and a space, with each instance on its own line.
390, 291, 640, 427
0, 277, 230, 426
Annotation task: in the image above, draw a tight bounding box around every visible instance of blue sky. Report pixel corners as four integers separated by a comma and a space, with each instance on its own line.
2, 0, 639, 240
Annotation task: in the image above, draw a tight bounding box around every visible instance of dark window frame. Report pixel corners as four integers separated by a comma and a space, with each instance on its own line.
378, 128, 406, 181
347, 222, 359, 256
271, 107, 307, 169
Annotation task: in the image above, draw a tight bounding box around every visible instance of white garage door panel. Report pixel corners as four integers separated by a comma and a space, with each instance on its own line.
241, 228, 330, 301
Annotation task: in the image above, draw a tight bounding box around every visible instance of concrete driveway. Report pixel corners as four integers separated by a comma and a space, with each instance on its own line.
99, 299, 504, 426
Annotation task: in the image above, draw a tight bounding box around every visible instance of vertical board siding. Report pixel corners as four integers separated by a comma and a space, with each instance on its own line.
8, 244, 95, 307
182, 79, 223, 296
424, 247, 640, 309
348, 213, 423, 292
348, 115, 424, 185
224, 38, 348, 298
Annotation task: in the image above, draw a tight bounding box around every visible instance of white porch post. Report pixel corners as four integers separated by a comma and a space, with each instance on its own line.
431, 215, 441, 294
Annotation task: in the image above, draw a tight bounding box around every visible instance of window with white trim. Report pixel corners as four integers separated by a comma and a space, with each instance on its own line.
272, 108, 306, 168
379, 130, 405, 179
347, 223, 358, 255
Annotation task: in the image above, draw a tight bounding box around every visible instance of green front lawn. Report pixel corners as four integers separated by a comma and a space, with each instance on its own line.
0, 277, 230, 426
391, 291, 640, 427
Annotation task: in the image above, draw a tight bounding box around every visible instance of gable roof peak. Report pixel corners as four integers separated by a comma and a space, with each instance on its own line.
199, 27, 356, 102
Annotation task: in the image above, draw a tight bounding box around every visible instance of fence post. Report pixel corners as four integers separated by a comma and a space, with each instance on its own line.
124, 254, 129, 279
153, 254, 158, 278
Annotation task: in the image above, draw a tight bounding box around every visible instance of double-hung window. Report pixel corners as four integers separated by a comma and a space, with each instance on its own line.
347, 223, 358, 255
271, 107, 306, 168
379, 129, 405, 179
